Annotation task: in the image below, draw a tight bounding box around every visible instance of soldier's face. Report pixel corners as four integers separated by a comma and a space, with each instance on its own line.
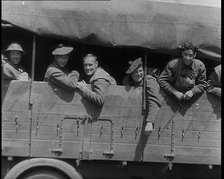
182, 49, 195, 65
131, 66, 144, 83
8, 51, 22, 65
55, 55, 69, 68
83, 57, 98, 76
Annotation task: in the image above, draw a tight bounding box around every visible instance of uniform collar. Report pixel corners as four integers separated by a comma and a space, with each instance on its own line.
128, 75, 143, 86
181, 58, 195, 69
51, 61, 69, 72
5, 58, 23, 71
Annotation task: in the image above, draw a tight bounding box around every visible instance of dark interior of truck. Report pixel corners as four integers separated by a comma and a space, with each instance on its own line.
2, 25, 220, 84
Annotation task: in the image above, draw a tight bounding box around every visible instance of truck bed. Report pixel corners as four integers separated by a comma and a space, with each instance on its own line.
2, 81, 221, 165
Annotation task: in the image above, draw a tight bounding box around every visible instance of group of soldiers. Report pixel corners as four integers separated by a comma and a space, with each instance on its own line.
2, 42, 221, 135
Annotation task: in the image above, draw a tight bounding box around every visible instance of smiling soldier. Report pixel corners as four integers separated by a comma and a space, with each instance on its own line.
77, 53, 116, 106
2, 43, 30, 81
158, 42, 207, 101
122, 58, 162, 134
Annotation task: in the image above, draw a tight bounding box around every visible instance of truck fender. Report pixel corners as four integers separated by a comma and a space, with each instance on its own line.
4, 158, 82, 179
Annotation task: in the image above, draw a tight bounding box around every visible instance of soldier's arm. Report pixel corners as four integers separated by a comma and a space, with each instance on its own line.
191, 63, 208, 95
79, 79, 110, 106
146, 77, 162, 124
2, 65, 18, 80
46, 67, 79, 92
158, 62, 178, 95
207, 70, 221, 97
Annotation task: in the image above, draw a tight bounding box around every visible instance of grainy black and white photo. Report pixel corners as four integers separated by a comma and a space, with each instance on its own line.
1, 0, 221, 179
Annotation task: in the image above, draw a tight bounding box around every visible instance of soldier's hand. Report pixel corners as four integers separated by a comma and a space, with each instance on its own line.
68, 70, 79, 78
173, 91, 184, 101
145, 122, 153, 135
184, 90, 193, 100
77, 81, 87, 90
18, 72, 29, 81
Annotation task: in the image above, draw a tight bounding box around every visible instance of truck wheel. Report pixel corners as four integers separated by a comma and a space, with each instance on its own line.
4, 158, 82, 179
19, 167, 68, 179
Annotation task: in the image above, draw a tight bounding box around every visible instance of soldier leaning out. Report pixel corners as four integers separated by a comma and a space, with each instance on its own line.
44, 44, 79, 92
207, 64, 221, 98
76, 53, 116, 106
2, 43, 30, 81
122, 58, 162, 134
158, 42, 207, 101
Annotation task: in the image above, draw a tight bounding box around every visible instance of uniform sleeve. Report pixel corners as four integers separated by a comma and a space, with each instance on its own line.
46, 68, 79, 92
207, 70, 221, 97
146, 78, 161, 124
191, 63, 207, 95
158, 62, 177, 95
2, 64, 18, 80
80, 79, 110, 106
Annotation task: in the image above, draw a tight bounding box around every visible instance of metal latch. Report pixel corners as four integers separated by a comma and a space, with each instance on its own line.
103, 151, 114, 158
164, 153, 175, 160
51, 148, 63, 155
15, 116, 20, 133
164, 153, 175, 170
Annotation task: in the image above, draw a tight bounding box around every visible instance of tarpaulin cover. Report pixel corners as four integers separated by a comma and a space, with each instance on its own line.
2, 0, 221, 61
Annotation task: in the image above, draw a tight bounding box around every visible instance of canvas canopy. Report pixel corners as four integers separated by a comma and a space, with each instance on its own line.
2, 0, 221, 61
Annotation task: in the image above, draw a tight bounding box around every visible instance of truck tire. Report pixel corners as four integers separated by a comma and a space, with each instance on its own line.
4, 158, 83, 179
19, 167, 68, 179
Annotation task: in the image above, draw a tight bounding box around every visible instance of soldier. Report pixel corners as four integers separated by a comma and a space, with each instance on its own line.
207, 64, 221, 97
158, 42, 207, 101
44, 44, 79, 92
122, 58, 161, 134
76, 53, 116, 106
2, 43, 30, 81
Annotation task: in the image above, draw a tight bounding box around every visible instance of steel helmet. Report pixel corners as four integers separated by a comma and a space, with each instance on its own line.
4, 43, 25, 53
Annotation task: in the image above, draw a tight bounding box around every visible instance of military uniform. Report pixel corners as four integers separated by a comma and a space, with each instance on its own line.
78, 67, 116, 106
44, 44, 79, 92
2, 43, 30, 82
123, 74, 161, 125
158, 58, 207, 95
122, 58, 161, 126
207, 65, 221, 97
2, 59, 29, 81
44, 62, 79, 92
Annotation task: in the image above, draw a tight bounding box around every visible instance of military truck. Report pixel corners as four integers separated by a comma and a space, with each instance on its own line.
2, 1, 221, 179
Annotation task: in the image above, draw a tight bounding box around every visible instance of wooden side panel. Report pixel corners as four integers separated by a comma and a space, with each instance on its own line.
30, 113, 83, 158
2, 81, 30, 156
172, 94, 221, 165
1, 81, 221, 165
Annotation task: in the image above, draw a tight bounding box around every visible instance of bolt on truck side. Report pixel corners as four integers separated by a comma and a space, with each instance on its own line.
2, 1, 221, 179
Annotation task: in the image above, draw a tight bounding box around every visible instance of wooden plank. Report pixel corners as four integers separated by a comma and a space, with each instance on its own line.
2, 123, 30, 131
173, 129, 221, 140
2, 139, 29, 156
173, 120, 221, 132
91, 143, 170, 162
32, 112, 144, 127
173, 154, 221, 165
2, 131, 29, 139
2, 112, 30, 123
174, 138, 220, 148
93, 124, 220, 140
174, 146, 220, 156
29, 123, 84, 135
30, 140, 82, 158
